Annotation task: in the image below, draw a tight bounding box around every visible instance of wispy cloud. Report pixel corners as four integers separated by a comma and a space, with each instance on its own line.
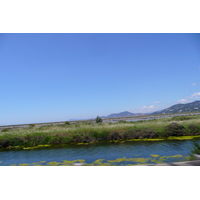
177, 92, 200, 103
192, 83, 196, 86
191, 92, 200, 97
177, 99, 189, 103
154, 101, 161, 104
142, 105, 155, 109
129, 105, 157, 113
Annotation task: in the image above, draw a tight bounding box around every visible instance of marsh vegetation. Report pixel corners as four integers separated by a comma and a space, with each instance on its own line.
1, 114, 200, 149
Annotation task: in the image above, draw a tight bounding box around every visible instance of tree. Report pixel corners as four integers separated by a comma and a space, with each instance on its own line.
95, 116, 103, 123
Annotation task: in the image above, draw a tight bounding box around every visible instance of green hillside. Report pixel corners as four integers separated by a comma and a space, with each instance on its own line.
152, 101, 200, 115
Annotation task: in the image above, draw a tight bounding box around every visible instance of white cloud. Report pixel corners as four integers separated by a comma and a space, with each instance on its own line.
191, 92, 200, 97
177, 99, 188, 103
142, 105, 155, 109
149, 105, 155, 108
154, 101, 161, 104
192, 83, 196, 86
177, 92, 200, 104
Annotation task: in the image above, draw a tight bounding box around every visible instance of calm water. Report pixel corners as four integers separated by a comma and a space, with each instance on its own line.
0, 139, 199, 166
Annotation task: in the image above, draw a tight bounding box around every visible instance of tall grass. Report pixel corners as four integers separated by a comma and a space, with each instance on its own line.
1, 114, 200, 148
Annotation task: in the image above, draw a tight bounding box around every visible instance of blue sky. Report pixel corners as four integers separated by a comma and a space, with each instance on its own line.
0, 33, 200, 125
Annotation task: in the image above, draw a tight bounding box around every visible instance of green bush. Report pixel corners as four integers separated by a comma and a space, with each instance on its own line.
163, 123, 186, 137
188, 124, 200, 135
29, 124, 35, 127
95, 116, 103, 123
90, 130, 108, 141
1, 128, 10, 132
107, 131, 122, 140
65, 121, 71, 125
123, 128, 158, 139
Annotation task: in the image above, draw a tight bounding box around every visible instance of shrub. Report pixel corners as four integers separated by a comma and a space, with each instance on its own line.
188, 124, 199, 135
82, 135, 93, 143
163, 123, 186, 137
123, 128, 139, 139
65, 121, 71, 125
95, 116, 103, 123
41, 136, 51, 144
72, 134, 83, 143
124, 128, 158, 139
107, 131, 122, 140
29, 124, 35, 127
90, 131, 108, 141
1, 128, 10, 132
0, 139, 11, 148
10, 137, 24, 146
49, 136, 63, 144
143, 129, 158, 138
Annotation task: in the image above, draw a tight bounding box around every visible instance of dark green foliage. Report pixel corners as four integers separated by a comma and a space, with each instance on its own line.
107, 131, 123, 140
123, 128, 140, 139
71, 132, 94, 143
95, 116, 103, 123
0, 138, 11, 148
41, 136, 51, 144
0, 137, 24, 148
163, 123, 186, 137
65, 121, 71, 125
90, 131, 108, 141
82, 134, 93, 143
187, 124, 199, 135
123, 128, 158, 139
29, 124, 35, 127
1, 128, 10, 132
49, 136, 63, 144
10, 137, 24, 146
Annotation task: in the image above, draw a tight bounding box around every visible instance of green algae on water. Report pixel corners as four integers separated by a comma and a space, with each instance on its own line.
107, 157, 149, 164
47, 161, 61, 166
23, 144, 50, 150
151, 154, 160, 157
60, 159, 86, 166
19, 163, 29, 166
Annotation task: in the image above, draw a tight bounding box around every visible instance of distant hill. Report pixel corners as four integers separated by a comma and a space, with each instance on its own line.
101, 111, 145, 119
152, 100, 200, 115
68, 101, 200, 121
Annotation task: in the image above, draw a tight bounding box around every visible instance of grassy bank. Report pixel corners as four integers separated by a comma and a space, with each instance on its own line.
1, 114, 200, 149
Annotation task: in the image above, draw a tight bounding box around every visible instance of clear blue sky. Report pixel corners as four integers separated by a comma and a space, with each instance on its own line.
0, 33, 200, 125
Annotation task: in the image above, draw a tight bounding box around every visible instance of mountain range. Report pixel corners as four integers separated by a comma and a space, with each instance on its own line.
101, 111, 146, 118
68, 100, 200, 121
102, 100, 200, 119
152, 100, 200, 115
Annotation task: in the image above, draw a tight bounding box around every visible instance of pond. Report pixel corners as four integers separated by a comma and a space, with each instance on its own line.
0, 139, 199, 166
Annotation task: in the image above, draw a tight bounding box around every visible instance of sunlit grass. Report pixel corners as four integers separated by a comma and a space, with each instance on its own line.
1, 114, 200, 148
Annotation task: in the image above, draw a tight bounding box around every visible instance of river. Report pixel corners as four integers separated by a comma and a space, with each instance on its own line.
0, 139, 199, 166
